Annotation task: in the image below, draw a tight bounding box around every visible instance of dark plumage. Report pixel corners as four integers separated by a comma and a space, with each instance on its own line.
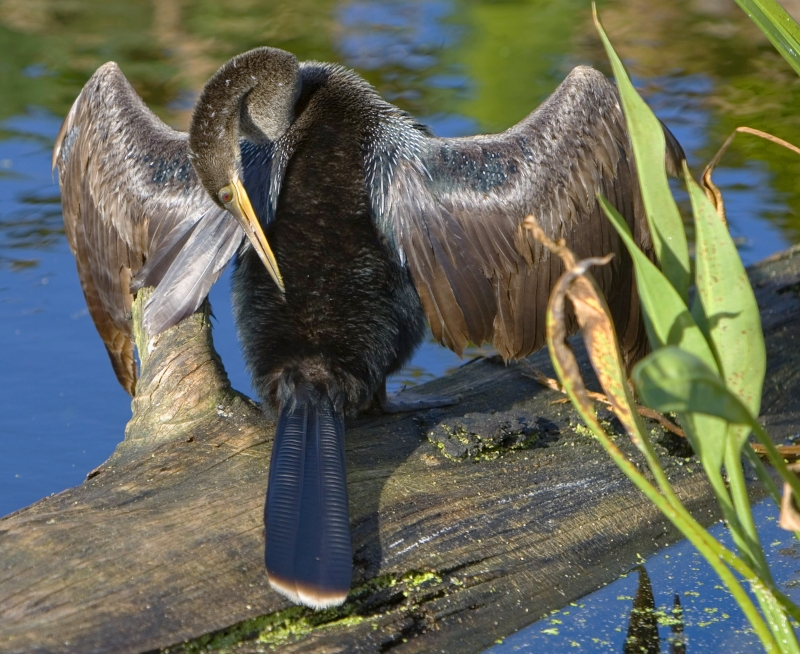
53, 48, 684, 609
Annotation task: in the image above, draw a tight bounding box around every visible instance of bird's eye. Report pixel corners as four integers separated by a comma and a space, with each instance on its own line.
218, 186, 234, 204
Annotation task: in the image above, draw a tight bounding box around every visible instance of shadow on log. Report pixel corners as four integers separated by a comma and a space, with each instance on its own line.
4, 246, 800, 653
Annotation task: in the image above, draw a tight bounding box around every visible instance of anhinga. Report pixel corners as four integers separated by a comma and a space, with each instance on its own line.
53, 48, 683, 609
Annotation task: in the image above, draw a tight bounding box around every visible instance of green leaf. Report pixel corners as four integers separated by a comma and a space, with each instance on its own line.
734, 0, 800, 77
593, 7, 691, 301
599, 197, 714, 366
635, 347, 800, 512
687, 164, 766, 454
602, 197, 729, 467
687, 164, 766, 418
601, 196, 729, 468
688, 182, 769, 598
633, 347, 753, 424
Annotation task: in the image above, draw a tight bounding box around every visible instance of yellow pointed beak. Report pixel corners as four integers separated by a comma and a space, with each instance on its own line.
226, 177, 284, 292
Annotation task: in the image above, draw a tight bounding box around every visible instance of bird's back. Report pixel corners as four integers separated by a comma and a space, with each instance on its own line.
233, 63, 427, 414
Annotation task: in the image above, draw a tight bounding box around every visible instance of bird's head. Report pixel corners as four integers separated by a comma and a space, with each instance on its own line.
189, 47, 301, 293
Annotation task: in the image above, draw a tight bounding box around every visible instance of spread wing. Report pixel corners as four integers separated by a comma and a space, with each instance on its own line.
53, 62, 243, 395
373, 65, 683, 364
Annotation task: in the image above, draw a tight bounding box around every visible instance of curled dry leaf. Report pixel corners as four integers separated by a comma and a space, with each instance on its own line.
702, 127, 800, 227
524, 215, 645, 447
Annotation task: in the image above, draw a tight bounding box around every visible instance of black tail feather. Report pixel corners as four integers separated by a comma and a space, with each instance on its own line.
264, 384, 351, 608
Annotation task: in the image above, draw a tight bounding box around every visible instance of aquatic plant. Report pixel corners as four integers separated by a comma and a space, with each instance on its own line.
533, 3, 800, 651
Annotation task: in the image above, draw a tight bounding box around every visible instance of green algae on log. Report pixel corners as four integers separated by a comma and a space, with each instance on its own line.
5, 247, 800, 653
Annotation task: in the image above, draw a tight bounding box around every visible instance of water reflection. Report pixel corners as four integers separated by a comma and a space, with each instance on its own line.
623, 567, 686, 654
0, 112, 65, 269
336, 0, 468, 118
487, 501, 796, 653
624, 567, 662, 654
337, 1, 460, 72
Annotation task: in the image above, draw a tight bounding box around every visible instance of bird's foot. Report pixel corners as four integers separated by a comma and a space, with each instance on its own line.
377, 385, 461, 414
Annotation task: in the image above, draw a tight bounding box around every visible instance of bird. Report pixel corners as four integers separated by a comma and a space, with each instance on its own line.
53, 47, 684, 610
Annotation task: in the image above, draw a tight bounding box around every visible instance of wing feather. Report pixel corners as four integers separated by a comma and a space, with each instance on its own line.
53, 63, 242, 394
375, 66, 683, 364
142, 208, 243, 335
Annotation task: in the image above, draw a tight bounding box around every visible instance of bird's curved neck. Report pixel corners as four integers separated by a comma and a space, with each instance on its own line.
189, 48, 300, 198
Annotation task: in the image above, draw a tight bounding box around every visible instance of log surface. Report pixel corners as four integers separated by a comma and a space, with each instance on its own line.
3, 246, 800, 654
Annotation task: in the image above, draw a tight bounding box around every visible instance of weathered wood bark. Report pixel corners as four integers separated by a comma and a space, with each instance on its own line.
2, 246, 800, 653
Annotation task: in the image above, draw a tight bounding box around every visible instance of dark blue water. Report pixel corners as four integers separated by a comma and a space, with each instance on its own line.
488, 500, 800, 653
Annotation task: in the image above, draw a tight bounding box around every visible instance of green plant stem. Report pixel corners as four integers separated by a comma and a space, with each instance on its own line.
727, 447, 772, 580
578, 409, 781, 651
550, 337, 782, 652
645, 454, 800, 625
710, 532, 800, 625
741, 444, 800, 545
758, 587, 800, 654
743, 444, 783, 506
551, 323, 800, 639
755, 584, 800, 654
628, 408, 783, 625
727, 447, 800, 653
634, 420, 800, 626
625, 411, 686, 510
696, 442, 752, 554
701, 454, 762, 571
629, 410, 757, 574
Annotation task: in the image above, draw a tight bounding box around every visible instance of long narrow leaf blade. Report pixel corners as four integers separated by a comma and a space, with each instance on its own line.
734, 0, 800, 76
599, 196, 716, 368
687, 164, 766, 452
593, 6, 691, 300
635, 347, 800, 508
601, 196, 728, 468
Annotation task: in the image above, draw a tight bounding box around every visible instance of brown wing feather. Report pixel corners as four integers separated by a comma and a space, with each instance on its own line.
53, 62, 236, 395
380, 66, 683, 365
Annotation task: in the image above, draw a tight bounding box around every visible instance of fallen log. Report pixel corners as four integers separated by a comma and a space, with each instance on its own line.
3, 245, 800, 653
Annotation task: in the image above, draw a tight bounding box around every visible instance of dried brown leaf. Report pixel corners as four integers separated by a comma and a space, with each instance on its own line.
524, 215, 645, 446
702, 127, 800, 228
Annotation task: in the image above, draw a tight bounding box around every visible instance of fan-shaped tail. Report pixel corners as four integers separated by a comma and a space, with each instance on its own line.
265, 383, 352, 608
